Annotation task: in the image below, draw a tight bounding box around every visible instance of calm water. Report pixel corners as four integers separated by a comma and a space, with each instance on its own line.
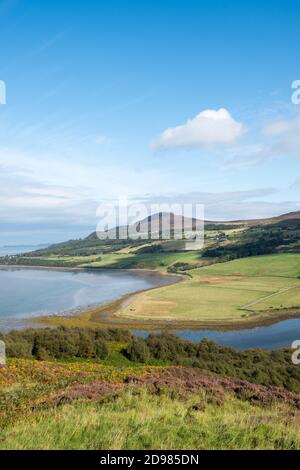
0, 268, 175, 331
135, 319, 300, 350
1, 267, 299, 349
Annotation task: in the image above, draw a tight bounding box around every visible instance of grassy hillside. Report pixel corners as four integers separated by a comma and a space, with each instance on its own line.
2, 328, 300, 450
195, 253, 300, 278
80, 250, 201, 271
0, 245, 203, 273
2, 214, 300, 272
2, 389, 300, 450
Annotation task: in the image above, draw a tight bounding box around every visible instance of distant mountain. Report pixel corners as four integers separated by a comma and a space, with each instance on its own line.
206, 210, 300, 227
87, 212, 203, 240
87, 210, 300, 240
4, 210, 300, 265
258, 211, 300, 224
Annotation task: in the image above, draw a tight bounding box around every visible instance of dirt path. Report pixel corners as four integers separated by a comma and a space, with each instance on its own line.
240, 285, 297, 312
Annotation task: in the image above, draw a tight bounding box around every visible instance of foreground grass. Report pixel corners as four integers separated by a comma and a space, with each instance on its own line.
1, 390, 299, 450
0, 358, 158, 430
2, 355, 300, 450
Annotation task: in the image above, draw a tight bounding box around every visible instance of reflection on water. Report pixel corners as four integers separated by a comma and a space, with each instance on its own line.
0, 268, 175, 331
134, 318, 300, 350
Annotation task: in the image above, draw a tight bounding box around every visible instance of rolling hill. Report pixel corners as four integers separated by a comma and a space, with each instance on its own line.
2, 210, 300, 271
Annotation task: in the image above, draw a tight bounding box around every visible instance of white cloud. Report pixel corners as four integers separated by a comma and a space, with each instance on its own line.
151, 108, 244, 150
263, 115, 300, 158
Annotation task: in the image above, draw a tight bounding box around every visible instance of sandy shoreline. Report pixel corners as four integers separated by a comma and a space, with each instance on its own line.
1, 264, 300, 332
36, 285, 300, 332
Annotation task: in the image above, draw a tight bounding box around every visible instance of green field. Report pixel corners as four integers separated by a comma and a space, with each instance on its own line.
11, 250, 202, 272
81, 250, 201, 271
194, 253, 300, 278
119, 254, 300, 324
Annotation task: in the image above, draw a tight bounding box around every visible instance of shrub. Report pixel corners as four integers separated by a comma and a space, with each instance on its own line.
34, 346, 49, 361
2, 327, 114, 361
124, 338, 150, 363
4, 337, 32, 358
146, 334, 188, 361
123, 335, 300, 394
95, 339, 109, 360
77, 333, 95, 358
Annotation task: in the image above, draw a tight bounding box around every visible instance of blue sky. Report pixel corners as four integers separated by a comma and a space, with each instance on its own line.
0, 0, 300, 244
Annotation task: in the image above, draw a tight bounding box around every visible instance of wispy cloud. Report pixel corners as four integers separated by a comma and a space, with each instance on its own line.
263, 114, 300, 159
138, 189, 300, 221
95, 135, 111, 145
0, 29, 70, 75
0, 146, 168, 228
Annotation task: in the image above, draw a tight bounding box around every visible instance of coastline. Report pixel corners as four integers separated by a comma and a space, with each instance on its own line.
0, 264, 183, 278
0, 264, 86, 272
2, 264, 300, 332
0, 265, 185, 331
33, 273, 186, 329
36, 286, 300, 332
